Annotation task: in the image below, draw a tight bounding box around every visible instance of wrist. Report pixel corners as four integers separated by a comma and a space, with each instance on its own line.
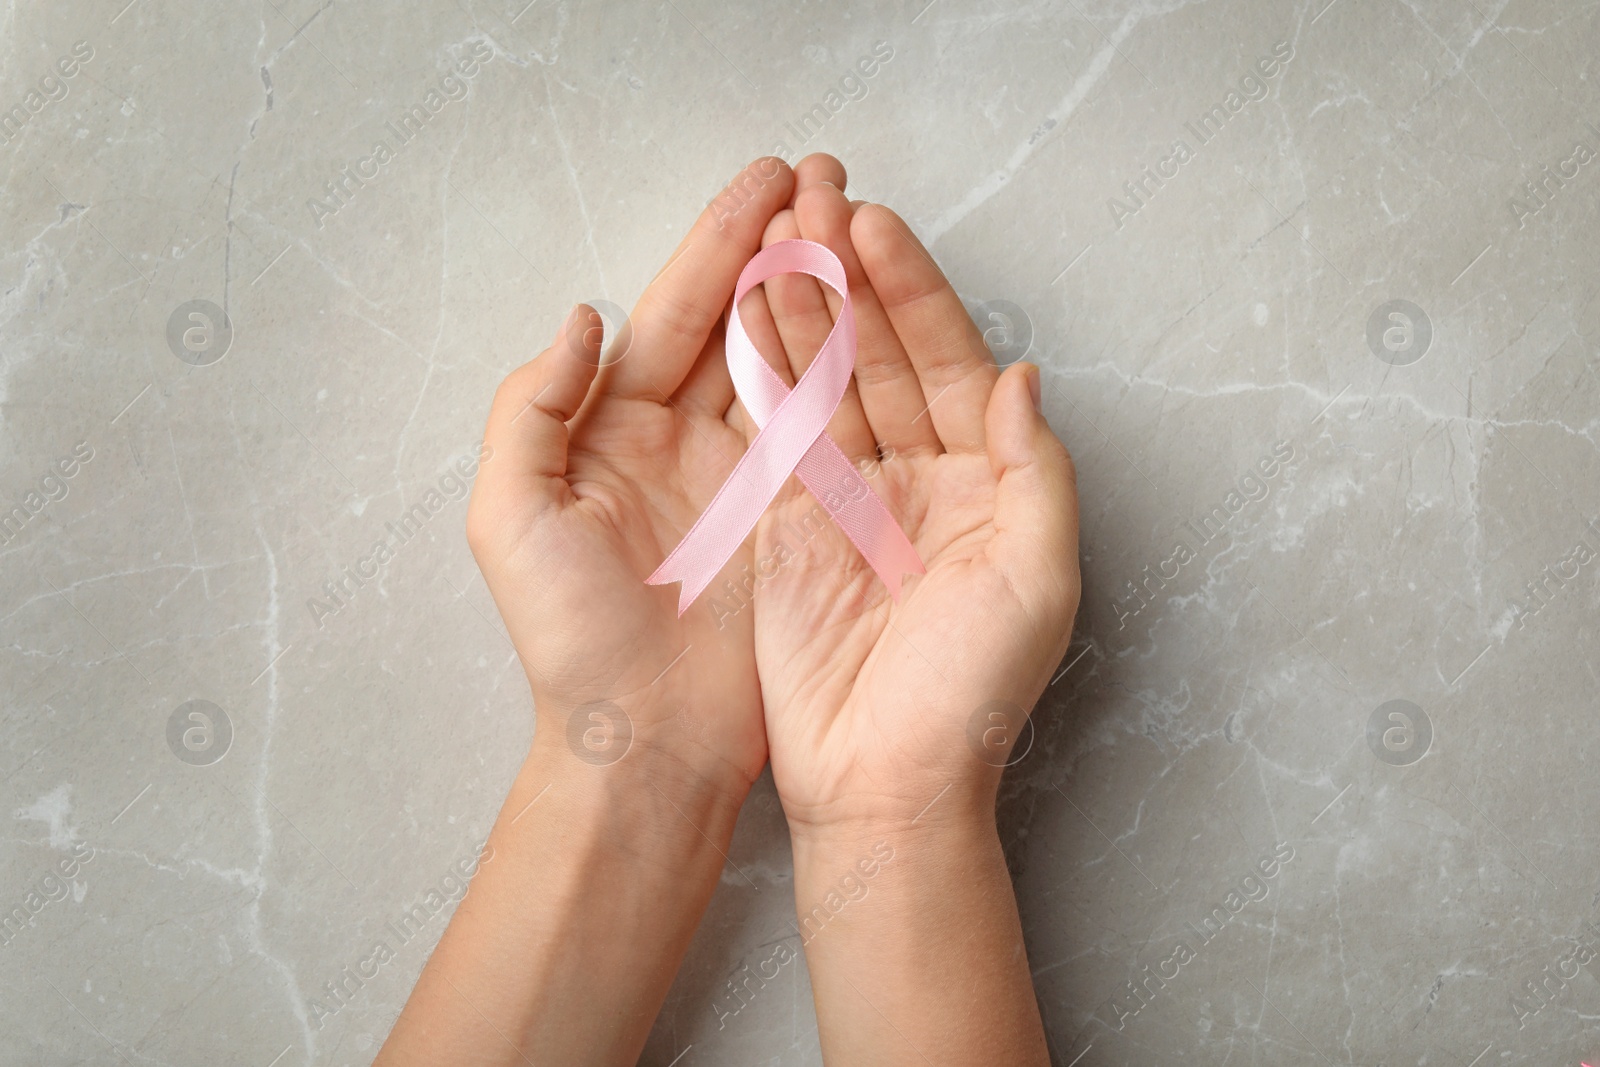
519, 727, 753, 835
525, 690, 760, 813
485, 744, 751, 929
406, 708, 754, 1067
784, 792, 1047, 1067
773, 689, 1041, 848
786, 787, 1001, 879
779, 767, 1001, 854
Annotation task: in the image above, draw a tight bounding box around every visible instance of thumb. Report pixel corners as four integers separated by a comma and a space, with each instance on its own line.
472, 305, 603, 528
986, 363, 1080, 606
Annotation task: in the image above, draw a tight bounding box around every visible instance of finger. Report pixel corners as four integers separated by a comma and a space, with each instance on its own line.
736, 210, 800, 389
758, 191, 877, 459
724, 393, 756, 442
670, 319, 737, 420
719, 215, 795, 442
987, 363, 1080, 617
606, 157, 794, 401
790, 152, 847, 205
476, 305, 603, 512
852, 203, 998, 454
796, 188, 940, 456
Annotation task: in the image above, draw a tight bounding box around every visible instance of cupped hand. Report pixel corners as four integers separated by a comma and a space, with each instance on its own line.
465, 157, 798, 794
733, 170, 1082, 834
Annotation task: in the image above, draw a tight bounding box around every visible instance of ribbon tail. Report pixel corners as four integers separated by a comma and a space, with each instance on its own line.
828, 499, 924, 603
645, 557, 719, 618
862, 525, 925, 602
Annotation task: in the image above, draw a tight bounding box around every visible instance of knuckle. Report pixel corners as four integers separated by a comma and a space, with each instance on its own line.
491, 359, 547, 417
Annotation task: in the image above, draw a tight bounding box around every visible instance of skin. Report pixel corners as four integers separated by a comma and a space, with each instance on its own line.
375, 156, 793, 1067
376, 154, 1079, 1066
738, 169, 1080, 1065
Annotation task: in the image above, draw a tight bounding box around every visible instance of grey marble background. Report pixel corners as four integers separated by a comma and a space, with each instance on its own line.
3, 0, 1598, 1063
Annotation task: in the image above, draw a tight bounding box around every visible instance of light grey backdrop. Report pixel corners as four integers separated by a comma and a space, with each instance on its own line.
3, 0, 1597, 1064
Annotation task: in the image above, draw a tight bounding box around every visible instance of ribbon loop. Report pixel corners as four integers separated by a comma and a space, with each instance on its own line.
647, 240, 924, 614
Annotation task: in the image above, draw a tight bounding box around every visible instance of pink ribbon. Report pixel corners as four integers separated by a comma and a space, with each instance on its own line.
647, 239, 924, 614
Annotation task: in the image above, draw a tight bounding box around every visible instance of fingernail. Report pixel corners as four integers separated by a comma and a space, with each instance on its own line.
1026, 364, 1042, 412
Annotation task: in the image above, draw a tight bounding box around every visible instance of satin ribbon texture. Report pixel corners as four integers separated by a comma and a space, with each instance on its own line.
646, 239, 924, 614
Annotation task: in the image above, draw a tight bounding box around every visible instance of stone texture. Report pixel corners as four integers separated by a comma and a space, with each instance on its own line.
2, 0, 1597, 1064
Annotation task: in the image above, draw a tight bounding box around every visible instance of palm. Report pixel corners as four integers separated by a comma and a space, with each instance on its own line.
755, 451, 1013, 809
466, 160, 802, 788
478, 389, 763, 776
735, 185, 1079, 829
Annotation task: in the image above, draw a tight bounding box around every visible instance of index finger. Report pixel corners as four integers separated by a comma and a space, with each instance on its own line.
852, 203, 998, 454
605, 157, 795, 401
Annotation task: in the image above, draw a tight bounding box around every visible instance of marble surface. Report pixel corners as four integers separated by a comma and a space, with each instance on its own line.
3, 0, 1598, 1063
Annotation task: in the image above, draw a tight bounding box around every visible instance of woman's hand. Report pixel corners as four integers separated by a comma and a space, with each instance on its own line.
743, 178, 1081, 836
736, 168, 1080, 1066
465, 160, 801, 795
379, 158, 796, 1067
